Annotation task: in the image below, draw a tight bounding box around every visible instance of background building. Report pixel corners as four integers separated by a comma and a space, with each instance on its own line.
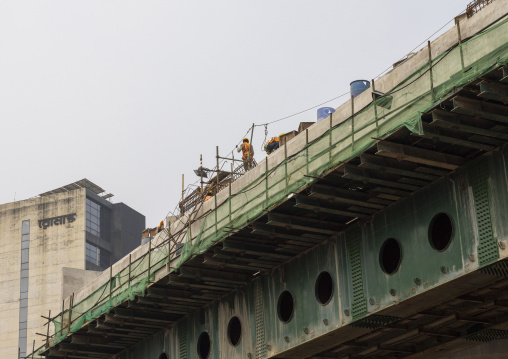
0, 179, 145, 358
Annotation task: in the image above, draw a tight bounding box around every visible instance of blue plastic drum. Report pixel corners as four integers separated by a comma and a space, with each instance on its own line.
317, 107, 335, 121
350, 80, 371, 98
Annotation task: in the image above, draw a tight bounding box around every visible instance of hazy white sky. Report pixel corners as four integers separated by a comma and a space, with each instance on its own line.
1, 0, 468, 227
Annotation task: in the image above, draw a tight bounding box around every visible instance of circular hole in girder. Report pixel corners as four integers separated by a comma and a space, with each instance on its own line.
315, 271, 334, 305
379, 238, 402, 275
428, 212, 453, 251
277, 290, 295, 323
197, 332, 211, 359
227, 316, 242, 346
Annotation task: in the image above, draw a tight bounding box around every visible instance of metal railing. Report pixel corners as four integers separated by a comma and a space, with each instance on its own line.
466, 0, 494, 18
178, 160, 257, 215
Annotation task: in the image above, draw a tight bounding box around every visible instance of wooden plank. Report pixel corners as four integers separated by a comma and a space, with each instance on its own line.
397, 177, 430, 187
113, 308, 179, 323
104, 314, 166, 329
294, 196, 368, 218
478, 80, 508, 104
414, 166, 450, 177
251, 223, 324, 243
467, 134, 504, 147
502, 66, 508, 83
212, 252, 280, 268
146, 287, 194, 298
179, 266, 252, 284
360, 153, 440, 181
267, 213, 341, 235
70, 335, 126, 348
413, 124, 495, 151
310, 184, 385, 210
96, 320, 160, 334
202, 254, 267, 272
376, 140, 466, 170
58, 343, 119, 356
431, 109, 508, 141
374, 193, 402, 201
166, 273, 236, 290
136, 297, 200, 310
343, 165, 421, 191
221, 240, 292, 260
367, 186, 412, 198
452, 96, 508, 124
347, 206, 377, 215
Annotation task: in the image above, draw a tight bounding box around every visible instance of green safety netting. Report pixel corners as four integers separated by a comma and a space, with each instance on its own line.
36, 16, 508, 356
175, 17, 508, 268
50, 242, 169, 343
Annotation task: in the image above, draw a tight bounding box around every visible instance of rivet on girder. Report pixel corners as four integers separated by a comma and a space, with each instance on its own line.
248, 353, 252, 359
390, 289, 397, 296
440, 266, 448, 274
344, 309, 350, 316
468, 254, 476, 262
266, 345, 272, 351
303, 328, 309, 334
369, 298, 375, 305
499, 241, 506, 250
284, 336, 290, 343
323, 319, 329, 325
414, 278, 422, 286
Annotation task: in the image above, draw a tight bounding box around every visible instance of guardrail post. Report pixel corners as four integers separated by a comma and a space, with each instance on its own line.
328, 112, 332, 163
109, 265, 113, 305
128, 254, 132, 293
372, 79, 379, 135
456, 17, 465, 71
229, 163, 233, 222
428, 41, 435, 100
284, 142, 288, 191
68, 293, 74, 333
306, 129, 309, 175
60, 300, 64, 337
265, 158, 269, 204
215, 146, 219, 235
350, 97, 355, 151
147, 239, 151, 282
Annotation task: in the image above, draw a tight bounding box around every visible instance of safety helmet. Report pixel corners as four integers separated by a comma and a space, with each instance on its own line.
208, 190, 213, 195
243, 137, 249, 143
279, 133, 284, 137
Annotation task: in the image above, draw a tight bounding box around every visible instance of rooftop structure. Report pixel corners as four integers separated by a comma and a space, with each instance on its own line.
0, 180, 145, 358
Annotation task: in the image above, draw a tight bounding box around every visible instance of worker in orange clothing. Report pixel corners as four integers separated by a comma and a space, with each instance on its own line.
264, 133, 283, 154
204, 190, 213, 202
157, 220, 164, 233
237, 137, 254, 170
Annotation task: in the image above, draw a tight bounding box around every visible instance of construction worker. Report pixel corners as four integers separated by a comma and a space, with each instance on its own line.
204, 190, 213, 202
237, 137, 254, 171
157, 220, 164, 233
264, 133, 283, 154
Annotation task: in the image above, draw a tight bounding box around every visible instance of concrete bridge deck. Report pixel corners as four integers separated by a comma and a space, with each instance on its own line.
30, 2, 508, 358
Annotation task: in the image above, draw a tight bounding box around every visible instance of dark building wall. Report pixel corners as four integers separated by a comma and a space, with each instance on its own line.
111, 203, 145, 263
84, 190, 145, 270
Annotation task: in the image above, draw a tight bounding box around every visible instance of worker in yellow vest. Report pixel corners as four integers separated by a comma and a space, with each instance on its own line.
237, 138, 254, 170
157, 220, 164, 233
264, 133, 283, 154
204, 190, 213, 202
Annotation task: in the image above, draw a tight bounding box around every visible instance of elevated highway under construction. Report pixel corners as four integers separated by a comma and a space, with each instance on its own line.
29, 1, 508, 358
